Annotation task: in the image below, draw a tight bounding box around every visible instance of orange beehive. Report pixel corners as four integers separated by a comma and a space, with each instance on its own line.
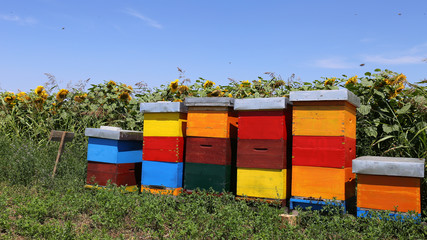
186, 110, 238, 138
291, 165, 355, 201
353, 156, 425, 215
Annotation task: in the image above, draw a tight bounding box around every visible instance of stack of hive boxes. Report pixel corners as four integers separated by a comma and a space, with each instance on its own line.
140, 101, 187, 195
289, 89, 360, 210
234, 97, 292, 202
353, 156, 425, 218
85, 126, 144, 191
184, 97, 238, 193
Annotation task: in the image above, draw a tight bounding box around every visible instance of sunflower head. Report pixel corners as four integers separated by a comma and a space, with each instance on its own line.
74, 93, 87, 103
324, 78, 336, 86
393, 74, 407, 85
228, 93, 233, 98
56, 89, 69, 101
119, 91, 131, 101
345, 75, 358, 85
169, 79, 179, 93
173, 99, 183, 102
178, 85, 189, 93
203, 80, 215, 88
4, 93, 16, 103
35, 86, 45, 95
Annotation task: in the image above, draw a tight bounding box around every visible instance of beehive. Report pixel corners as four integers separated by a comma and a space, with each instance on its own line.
140, 102, 187, 193
184, 97, 237, 193
289, 90, 360, 210
234, 98, 292, 200
85, 126, 144, 188
353, 156, 425, 216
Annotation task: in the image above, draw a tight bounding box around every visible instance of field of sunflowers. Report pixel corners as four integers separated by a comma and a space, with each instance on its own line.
0, 69, 425, 238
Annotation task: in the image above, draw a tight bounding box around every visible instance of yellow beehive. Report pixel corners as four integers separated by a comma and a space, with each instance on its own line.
186, 110, 238, 138
143, 113, 187, 137
291, 165, 355, 201
237, 168, 289, 199
292, 101, 356, 138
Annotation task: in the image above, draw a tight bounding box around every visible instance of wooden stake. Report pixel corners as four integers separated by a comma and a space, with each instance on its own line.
52, 131, 67, 178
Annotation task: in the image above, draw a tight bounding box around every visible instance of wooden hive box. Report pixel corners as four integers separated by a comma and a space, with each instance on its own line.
185, 97, 237, 139
85, 127, 143, 164
185, 137, 236, 165
234, 97, 292, 140
292, 136, 355, 168
86, 161, 141, 186
143, 136, 184, 163
236, 168, 290, 199
237, 139, 288, 169
353, 156, 425, 214
289, 90, 360, 138
141, 101, 187, 137
292, 165, 355, 201
184, 162, 236, 193
141, 161, 183, 188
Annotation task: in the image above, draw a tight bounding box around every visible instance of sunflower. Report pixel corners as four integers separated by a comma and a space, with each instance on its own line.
274, 80, 285, 88
242, 80, 251, 86
345, 75, 358, 85
178, 85, 189, 93
74, 93, 87, 103
228, 93, 233, 98
389, 83, 405, 99
324, 78, 336, 86
169, 79, 179, 93
119, 91, 131, 101
203, 80, 215, 88
35, 86, 44, 95
41, 91, 48, 99
56, 89, 69, 101
173, 99, 183, 102
17, 92, 30, 101
4, 92, 16, 103
393, 74, 407, 85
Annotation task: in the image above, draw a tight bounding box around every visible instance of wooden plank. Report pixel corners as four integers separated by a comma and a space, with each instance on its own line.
291, 166, 355, 200
184, 162, 236, 193
236, 139, 289, 169
236, 168, 289, 199
186, 110, 238, 138
237, 109, 292, 140
86, 161, 141, 186
141, 186, 183, 196
357, 174, 421, 213
141, 161, 183, 188
185, 137, 236, 165
143, 136, 184, 162
292, 136, 355, 168
49, 130, 74, 142
143, 112, 187, 137
292, 102, 356, 138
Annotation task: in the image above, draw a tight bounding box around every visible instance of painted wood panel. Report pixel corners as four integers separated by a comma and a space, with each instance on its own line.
357, 174, 421, 213
237, 110, 292, 140
141, 186, 182, 196
87, 138, 142, 164
292, 136, 355, 168
292, 101, 356, 138
143, 112, 187, 137
184, 162, 236, 193
237, 139, 289, 169
236, 168, 289, 199
186, 111, 238, 138
185, 137, 236, 165
291, 166, 355, 200
86, 161, 141, 186
141, 161, 183, 188
143, 136, 184, 163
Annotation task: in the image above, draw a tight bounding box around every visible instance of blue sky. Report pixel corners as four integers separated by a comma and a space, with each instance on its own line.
0, 0, 426, 92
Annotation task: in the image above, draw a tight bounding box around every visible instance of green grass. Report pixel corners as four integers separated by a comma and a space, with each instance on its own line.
0, 137, 426, 239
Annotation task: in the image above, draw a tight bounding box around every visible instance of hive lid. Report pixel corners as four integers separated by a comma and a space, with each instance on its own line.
352, 156, 425, 178
140, 101, 187, 113
289, 89, 360, 108
184, 97, 234, 107
234, 97, 291, 110
85, 126, 143, 141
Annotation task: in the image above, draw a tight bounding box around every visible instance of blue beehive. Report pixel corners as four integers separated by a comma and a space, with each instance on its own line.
85, 126, 144, 164
141, 160, 183, 188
